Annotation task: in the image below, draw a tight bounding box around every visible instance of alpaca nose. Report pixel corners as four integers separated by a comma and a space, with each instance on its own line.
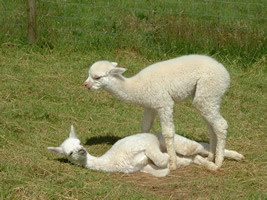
84, 81, 91, 89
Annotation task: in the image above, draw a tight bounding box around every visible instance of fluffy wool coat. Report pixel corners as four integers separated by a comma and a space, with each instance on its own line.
84, 55, 230, 170
48, 126, 244, 177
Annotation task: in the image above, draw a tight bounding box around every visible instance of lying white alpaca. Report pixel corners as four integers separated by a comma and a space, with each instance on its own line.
48, 126, 244, 177
84, 55, 230, 170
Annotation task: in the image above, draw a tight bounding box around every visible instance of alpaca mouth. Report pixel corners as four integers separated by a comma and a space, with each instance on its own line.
79, 148, 86, 154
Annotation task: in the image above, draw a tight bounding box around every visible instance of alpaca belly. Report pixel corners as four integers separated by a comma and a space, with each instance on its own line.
169, 79, 197, 103
110, 151, 148, 173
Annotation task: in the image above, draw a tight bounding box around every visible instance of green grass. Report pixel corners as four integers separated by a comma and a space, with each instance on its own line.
0, 0, 266, 199
36, 0, 266, 66
0, 44, 266, 199
1, 0, 266, 68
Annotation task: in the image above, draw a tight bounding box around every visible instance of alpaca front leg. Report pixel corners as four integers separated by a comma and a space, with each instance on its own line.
141, 107, 157, 132
158, 107, 177, 170
165, 134, 177, 170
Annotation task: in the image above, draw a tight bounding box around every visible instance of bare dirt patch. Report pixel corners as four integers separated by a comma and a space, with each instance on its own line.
112, 166, 223, 199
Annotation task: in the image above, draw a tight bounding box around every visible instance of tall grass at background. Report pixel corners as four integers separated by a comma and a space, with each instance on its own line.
1, 0, 266, 67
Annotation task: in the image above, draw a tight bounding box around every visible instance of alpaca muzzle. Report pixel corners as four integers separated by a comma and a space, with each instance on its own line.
84, 81, 92, 89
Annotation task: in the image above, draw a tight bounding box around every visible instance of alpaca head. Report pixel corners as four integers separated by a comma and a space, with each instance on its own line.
84, 61, 127, 90
48, 125, 87, 166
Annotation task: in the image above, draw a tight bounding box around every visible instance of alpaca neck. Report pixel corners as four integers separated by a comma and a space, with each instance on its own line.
104, 75, 138, 103
84, 153, 112, 172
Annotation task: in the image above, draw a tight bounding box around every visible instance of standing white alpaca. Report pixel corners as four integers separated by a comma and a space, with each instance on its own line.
83, 55, 230, 170
48, 126, 244, 177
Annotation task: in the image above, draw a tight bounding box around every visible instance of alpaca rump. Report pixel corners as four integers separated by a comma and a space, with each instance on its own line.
84, 55, 230, 170
48, 126, 244, 177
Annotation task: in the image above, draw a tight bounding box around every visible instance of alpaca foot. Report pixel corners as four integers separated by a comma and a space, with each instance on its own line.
237, 154, 245, 161
207, 152, 215, 162
215, 157, 224, 168
195, 156, 218, 171
169, 160, 177, 170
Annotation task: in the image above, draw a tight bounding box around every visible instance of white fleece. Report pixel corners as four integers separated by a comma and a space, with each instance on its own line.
84, 55, 230, 169
48, 126, 244, 177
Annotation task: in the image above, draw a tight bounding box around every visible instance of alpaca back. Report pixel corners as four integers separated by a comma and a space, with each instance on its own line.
137, 55, 228, 80
128, 55, 230, 104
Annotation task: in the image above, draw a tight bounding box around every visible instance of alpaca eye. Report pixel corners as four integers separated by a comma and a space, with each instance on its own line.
69, 151, 73, 156
94, 76, 101, 80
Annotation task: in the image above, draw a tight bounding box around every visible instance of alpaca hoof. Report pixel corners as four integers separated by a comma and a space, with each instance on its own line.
169, 163, 177, 170
215, 158, 223, 168
208, 163, 219, 171
217, 167, 221, 171
207, 153, 215, 162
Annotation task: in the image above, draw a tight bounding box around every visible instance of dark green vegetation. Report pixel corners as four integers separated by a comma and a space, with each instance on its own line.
0, 0, 266, 199
1, 0, 266, 67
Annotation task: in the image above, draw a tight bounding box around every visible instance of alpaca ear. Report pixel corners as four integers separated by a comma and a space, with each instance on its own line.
109, 67, 127, 75
111, 62, 118, 67
69, 125, 78, 139
47, 147, 64, 155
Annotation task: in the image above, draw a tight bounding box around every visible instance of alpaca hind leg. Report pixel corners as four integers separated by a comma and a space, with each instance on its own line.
204, 119, 217, 162
193, 155, 219, 171
193, 97, 228, 167
199, 142, 244, 161
203, 112, 227, 167
176, 155, 193, 168
158, 107, 177, 170
140, 163, 170, 177
145, 148, 169, 168
141, 107, 157, 132
224, 149, 245, 161
213, 116, 228, 167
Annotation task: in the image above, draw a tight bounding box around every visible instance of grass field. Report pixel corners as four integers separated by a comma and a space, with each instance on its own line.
0, 44, 266, 199
1, 0, 266, 67
0, 0, 267, 199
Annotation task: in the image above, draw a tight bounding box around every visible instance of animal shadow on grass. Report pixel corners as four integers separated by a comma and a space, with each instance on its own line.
85, 135, 122, 146
57, 157, 69, 164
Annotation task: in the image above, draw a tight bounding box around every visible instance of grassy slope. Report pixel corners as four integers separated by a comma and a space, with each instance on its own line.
0, 0, 266, 199
0, 45, 266, 199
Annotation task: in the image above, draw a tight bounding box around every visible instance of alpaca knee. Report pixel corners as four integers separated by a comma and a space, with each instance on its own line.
214, 118, 228, 135
157, 153, 169, 168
